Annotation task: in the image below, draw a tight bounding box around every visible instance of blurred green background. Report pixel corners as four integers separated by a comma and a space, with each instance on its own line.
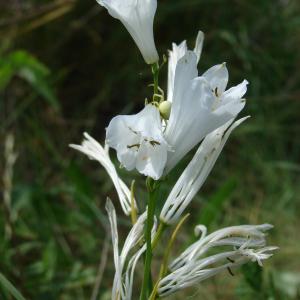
1, 0, 300, 299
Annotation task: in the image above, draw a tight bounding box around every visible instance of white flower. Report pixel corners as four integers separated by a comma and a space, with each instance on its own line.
164, 50, 248, 172
96, 0, 159, 64
105, 198, 157, 300
170, 223, 274, 270
105, 32, 248, 180
158, 223, 277, 297
160, 117, 248, 225
106, 104, 169, 180
167, 31, 204, 102
69, 133, 136, 215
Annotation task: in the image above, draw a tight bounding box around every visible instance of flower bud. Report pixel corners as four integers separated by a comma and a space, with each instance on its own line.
159, 101, 172, 120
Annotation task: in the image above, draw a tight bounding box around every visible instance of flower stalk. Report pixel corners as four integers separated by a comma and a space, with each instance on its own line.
140, 178, 159, 300
152, 62, 160, 101
149, 213, 190, 300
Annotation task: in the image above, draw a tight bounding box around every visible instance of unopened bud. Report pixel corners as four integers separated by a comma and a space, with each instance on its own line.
159, 101, 172, 120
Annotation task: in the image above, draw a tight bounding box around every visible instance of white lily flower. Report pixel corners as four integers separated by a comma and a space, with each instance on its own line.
167, 31, 204, 102
106, 104, 169, 180
70, 133, 136, 215
105, 32, 248, 179
170, 223, 274, 270
158, 223, 277, 297
96, 0, 159, 64
164, 50, 248, 172
160, 117, 248, 224
106, 198, 157, 300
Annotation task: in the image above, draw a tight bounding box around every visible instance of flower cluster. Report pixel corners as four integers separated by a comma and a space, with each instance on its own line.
159, 224, 277, 297
70, 0, 277, 299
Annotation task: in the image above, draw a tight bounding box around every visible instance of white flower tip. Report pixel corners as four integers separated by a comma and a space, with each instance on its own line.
83, 132, 90, 139
105, 197, 115, 213
259, 223, 274, 231
194, 225, 207, 239
196, 30, 204, 40
233, 115, 250, 127
194, 31, 204, 62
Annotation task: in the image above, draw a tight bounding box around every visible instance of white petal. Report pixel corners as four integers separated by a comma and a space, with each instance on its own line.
166, 51, 198, 135
96, 0, 159, 64
105, 199, 123, 299
158, 223, 276, 297
167, 40, 188, 102
202, 63, 229, 95
166, 75, 241, 173
193, 30, 204, 63
106, 105, 168, 179
213, 98, 246, 118
136, 141, 168, 180
70, 133, 135, 215
161, 117, 249, 224
106, 114, 140, 171
223, 79, 249, 103
167, 31, 204, 102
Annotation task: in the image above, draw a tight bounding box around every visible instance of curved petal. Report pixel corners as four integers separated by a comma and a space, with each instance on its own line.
167, 51, 198, 134
96, 0, 159, 64
162, 117, 249, 223
136, 141, 168, 180
70, 133, 136, 215
223, 79, 249, 103
106, 105, 167, 179
193, 30, 204, 63
167, 40, 188, 102
202, 63, 228, 95
167, 31, 204, 102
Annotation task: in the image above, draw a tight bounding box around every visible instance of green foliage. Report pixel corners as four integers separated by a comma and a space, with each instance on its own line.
0, 273, 26, 300
0, 50, 59, 109
196, 178, 237, 227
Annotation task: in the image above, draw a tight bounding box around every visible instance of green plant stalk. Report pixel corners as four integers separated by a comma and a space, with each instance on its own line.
151, 62, 160, 99
149, 214, 190, 300
140, 180, 159, 300
139, 63, 161, 300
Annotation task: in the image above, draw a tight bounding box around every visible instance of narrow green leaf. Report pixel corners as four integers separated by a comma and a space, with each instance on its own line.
0, 273, 27, 300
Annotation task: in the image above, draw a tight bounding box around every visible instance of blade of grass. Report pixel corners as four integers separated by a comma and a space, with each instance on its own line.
0, 273, 27, 300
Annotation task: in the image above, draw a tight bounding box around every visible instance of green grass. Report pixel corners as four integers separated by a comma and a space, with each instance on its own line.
1, 0, 300, 299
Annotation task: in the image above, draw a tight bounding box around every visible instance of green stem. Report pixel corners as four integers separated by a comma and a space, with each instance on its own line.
151, 62, 160, 99
149, 214, 190, 300
140, 179, 158, 300
152, 222, 167, 250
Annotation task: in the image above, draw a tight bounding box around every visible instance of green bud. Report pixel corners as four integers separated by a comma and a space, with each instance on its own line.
159, 101, 172, 120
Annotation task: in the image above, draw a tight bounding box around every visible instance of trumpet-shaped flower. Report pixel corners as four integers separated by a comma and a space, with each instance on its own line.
160, 117, 248, 224
96, 0, 159, 64
106, 104, 168, 180
158, 223, 277, 297
69, 133, 136, 215
164, 51, 248, 172
105, 32, 248, 180
106, 198, 157, 300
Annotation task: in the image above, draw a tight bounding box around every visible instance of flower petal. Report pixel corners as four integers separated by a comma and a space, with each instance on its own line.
96, 0, 159, 64
106, 105, 168, 179
193, 30, 204, 63
223, 79, 249, 103
70, 133, 135, 215
136, 140, 168, 180
202, 63, 229, 95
